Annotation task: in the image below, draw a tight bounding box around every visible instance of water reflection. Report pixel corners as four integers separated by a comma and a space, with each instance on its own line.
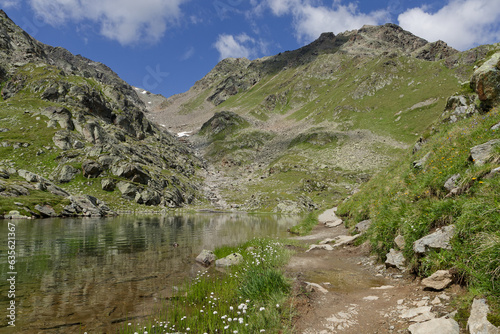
0, 213, 298, 333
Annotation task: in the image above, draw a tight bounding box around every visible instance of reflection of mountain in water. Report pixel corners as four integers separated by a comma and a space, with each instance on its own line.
0, 214, 298, 333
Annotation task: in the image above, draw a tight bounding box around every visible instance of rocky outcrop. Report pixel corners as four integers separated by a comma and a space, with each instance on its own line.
471, 52, 500, 109
442, 95, 477, 123
469, 140, 500, 166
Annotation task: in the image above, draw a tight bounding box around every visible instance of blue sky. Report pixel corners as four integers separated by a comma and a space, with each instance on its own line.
2, 0, 500, 98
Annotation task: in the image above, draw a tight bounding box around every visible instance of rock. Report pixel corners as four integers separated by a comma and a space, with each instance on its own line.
442, 95, 477, 123
354, 219, 371, 233
215, 253, 243, 267
362, 296, 379, 301
411, 311, 436, 323
408, 318, 459, 334
82, 160, 103, 178
112, 163, 150, 185
413, 151, 432, 169
64, 195, 115, 217
413, 225, 455, 253
43, 106, 74, 130
485, 166, 500, 179
52, 130, 73, 150
422, 270, 453, 291
385, 248, 406, 270
34, 204, 57, 217
18, 169, 39, 182
467, 298, 499, 334
470, 140, 500, 166
58, 165, 79, 183
444, 174, 461, 191
332, 234, 361, 247
305, 282, 328, 294
101, 178, 116, 191
401, 306, 433, 319
395, 234, 405, 249
319, 208, 343, 227
117, 181, 140, 201
5, 210, 29, 219
471, 51, 500, 109
196, 250, 217, 266
46, 183, 70, 197
135, 190, 161, 206
306, 244, 334, 252
0, 168, 9, 179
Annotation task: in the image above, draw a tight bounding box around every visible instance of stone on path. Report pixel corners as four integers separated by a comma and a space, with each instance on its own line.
385, 248, 406, 270
318, 207, 343, 227
408, 318, 460, 334
306, 244, 334, 252
305, 282, 328, 294
401, 306, 433, 319
467, 298, 499, 334
421, 270, 453, 291
362, 296, 379, 301
413, 225, 455, 253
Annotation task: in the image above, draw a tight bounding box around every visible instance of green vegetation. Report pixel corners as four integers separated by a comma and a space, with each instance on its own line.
337, 108, 500, 303
121, 238, 296, 334
289, 211, 319, 235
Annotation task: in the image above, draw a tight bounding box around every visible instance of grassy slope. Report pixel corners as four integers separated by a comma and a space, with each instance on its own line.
336, 107, 500, 321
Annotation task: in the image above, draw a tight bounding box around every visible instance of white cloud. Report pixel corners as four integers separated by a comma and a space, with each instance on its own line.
181, 46, 195, 61
0, 0, 20, 8
214, 33, 266, 60
27, 0, 185, 45
398, 0, 500, 50
256, 0, 388, 43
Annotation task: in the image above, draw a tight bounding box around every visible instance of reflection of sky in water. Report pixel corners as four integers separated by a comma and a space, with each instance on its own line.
0, 213, 298, 332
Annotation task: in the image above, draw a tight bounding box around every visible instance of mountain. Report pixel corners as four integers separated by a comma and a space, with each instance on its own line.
147, 23, 497, 213
0, 10, 204, 218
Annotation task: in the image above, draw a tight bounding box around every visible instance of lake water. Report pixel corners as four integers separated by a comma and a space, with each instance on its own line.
0, 213, 299, 333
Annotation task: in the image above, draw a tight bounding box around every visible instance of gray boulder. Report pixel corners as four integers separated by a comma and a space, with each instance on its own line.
444, 174, 461, 191
46, 183, 70, 197
422, 270, 453, 290
135, 190, 161, 206
413, 225, 455, 254
215, 253, 243, 267
101, 178, 116, 191
52, 130, 73, 150
112, 163, 150, 185
354, 219, 371, 233
385, 248, 406, 270
59, 165, 79, 183
470, 140, 500, 166
117, 181, 140, 200
64, 195, 115, 217
18, 169, 39, 182
408, 318, 459, 334
467, 298, 499, 334
43, 106, 74, 130
196, 250, 217, 266
34, 204, 57, 217
413, 151, 432, 170
82, 160, 103, 178
395, 234, 405, 249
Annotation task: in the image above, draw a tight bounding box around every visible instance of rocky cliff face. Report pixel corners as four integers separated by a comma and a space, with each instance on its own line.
0, 10, 204, 217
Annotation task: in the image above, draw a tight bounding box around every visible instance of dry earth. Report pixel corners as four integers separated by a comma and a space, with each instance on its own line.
286, 223, 466, 334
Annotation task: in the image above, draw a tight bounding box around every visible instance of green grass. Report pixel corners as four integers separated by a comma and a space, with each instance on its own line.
121, 238, 296, 334
289, 211, 319, 235
337, 107, 500, 304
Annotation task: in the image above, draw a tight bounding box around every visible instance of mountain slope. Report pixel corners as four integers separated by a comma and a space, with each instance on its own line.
0, 10, 204, 217
148, 23, 496, 212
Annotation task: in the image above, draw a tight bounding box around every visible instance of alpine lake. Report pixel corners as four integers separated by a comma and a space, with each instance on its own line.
0, 213, 299, 333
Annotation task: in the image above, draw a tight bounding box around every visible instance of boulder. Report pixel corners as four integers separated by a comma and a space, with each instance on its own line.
196, 250, 217, 266
395, 234, 405, 249
319, 208, 343, 227
467, 298, 499, 334
354, 219, 371, 233
471, 51, 500, 109
413, 225, 455, 254
306, 244, 334, 252
43, 106, 74, 130
112, 163, 150, 185
82, 160, 103, 178
215, 253, 243, 267
135, 190, 161, 206
46, 183, 70, 197
470, 140, 500, 166
0, 168, 9, 179
101, 178, 116, 191
58, 165, 79, 183
485, 167, 500, 179
117, 181, 140, 200
444, 174, 461, 192
422, 270, 453, 291
52, 130, 72, 150
413, 151, 432, 170
408, 318, 459, 334
34, 204, 57, 217
64, 195, 116, 217
18, 169, 39, 182
385, 248, 406, 270
5, 210, 30, 219
401, 306, 433, 319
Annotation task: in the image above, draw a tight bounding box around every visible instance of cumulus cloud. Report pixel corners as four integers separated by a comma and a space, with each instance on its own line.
27, 0, 185, 45
214, 33, 266, 60
256, 0, 388, 43
398, 0, 500, 50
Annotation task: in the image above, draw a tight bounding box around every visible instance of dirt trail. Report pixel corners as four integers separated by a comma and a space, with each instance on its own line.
287, 223, 464, 334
